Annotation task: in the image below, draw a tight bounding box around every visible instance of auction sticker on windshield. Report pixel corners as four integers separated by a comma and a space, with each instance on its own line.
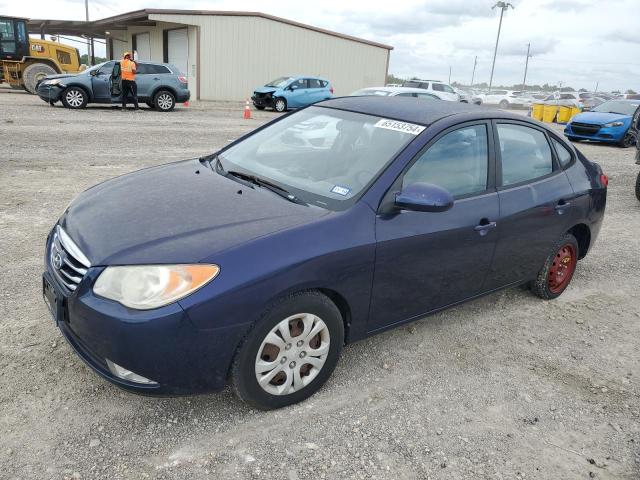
374, 119, 426, 135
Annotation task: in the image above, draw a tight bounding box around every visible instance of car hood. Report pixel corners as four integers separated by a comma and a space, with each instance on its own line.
254, 86, 278, 94
42, 73, 78, 81
60, 159, 328, 265
571, 112, 630, 124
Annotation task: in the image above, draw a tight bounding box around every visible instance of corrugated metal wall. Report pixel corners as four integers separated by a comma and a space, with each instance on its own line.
149, 13, 390, 101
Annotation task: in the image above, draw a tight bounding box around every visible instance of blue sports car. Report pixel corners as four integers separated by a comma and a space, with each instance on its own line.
43, 97, 607, 409
565, 99, 639, 147
252, 75, 333, 112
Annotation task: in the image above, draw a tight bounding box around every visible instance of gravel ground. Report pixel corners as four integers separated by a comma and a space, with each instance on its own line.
1, 86, 639, 480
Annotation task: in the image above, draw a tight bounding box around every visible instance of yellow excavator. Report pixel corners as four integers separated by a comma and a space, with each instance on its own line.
0, 16, 84, 93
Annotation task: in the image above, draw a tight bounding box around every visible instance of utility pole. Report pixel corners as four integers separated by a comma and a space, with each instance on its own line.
448, 66, 452, 85
489, 2, 514, 92
84, 0, 95, 65
471, 56, 478, 86
594, 81, 599, 93
522, 43, 531, 91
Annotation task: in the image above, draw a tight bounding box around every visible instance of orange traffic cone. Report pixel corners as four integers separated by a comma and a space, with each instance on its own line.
243, 100, 251, 119
183, 100, 189, 107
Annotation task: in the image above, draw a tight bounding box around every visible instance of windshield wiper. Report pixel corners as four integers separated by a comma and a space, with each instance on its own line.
227, 171, 306, 205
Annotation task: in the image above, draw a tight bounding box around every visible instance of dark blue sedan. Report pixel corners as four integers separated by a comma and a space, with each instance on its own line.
43, 97, 607, 409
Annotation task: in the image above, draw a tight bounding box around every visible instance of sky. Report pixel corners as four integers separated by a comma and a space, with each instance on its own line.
4, 0, 638, 92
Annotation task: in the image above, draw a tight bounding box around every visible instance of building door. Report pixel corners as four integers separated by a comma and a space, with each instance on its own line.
133, 32, 151, 61
166, 28, 188, 76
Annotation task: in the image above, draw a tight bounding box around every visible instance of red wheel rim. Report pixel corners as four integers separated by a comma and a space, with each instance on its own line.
547, 243, 577, 294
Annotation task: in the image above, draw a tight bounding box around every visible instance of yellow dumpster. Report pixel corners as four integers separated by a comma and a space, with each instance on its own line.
557, 106, 572, 124
532, 103, 545, 121
569, 106, 582, 120
543, 104, 559, 123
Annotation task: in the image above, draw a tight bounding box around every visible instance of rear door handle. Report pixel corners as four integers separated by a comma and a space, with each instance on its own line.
555, 201, 572, 214
474, 221, 497, 236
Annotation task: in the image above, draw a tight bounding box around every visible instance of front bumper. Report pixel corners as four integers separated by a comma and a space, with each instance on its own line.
36, 84, 63, 103
43, 230, 250, 395
564, 124, 627, 143
252, 93, 274, 108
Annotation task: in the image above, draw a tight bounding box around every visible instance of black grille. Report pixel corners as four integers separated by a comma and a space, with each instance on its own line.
571, 122, 600, 136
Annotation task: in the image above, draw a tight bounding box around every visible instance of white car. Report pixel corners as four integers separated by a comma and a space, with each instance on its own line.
479, 90, 529, 109
543, 93, 581, 108
350, 86, 440, 100
400, 79, 460, 101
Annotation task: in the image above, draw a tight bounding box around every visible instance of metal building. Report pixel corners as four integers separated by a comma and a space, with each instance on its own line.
29, 9, 393, 101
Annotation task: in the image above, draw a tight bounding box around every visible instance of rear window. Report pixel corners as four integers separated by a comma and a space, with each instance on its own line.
552, 139, 573, 168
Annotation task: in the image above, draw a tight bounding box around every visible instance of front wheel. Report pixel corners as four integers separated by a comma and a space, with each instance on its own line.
618, 130, 636, 148
153, 90, 176, 111
635, 171, 640, 202
499, 100, 509, 109
532, 233, 579, 300
231, 291, 344, 410
273, 97, 287, 112
61, 87, 88, 109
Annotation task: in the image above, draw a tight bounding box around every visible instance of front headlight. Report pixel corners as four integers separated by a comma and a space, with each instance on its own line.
93, 264, 220, 310
603, 121, 624, 128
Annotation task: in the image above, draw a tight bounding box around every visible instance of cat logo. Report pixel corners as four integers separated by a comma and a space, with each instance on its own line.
31, 44, 45, 53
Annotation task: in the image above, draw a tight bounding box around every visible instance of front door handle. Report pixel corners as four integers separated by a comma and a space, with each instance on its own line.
474, 220, 497, 236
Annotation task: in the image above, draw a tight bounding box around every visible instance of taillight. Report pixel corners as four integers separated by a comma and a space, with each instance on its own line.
178, 75, 188, 84
600, 173, 609, 187
330, 86, 334, 94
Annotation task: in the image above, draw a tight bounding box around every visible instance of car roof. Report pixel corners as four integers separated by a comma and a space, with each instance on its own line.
288, 75, 329, 81
354, 86, 437, 95
317, 96, 511, 126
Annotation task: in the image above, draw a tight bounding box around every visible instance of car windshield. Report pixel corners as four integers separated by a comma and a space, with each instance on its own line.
351, 89, 392, 96
265, 77, 293, 88
592, 100, 640, 116
83, 62, 109, 74
218, 106, 419, 210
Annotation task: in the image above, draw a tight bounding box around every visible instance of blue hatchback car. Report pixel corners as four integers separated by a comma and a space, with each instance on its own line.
565, 99, 639, 147
43, 97, 607, 409
252, 75, 333, 112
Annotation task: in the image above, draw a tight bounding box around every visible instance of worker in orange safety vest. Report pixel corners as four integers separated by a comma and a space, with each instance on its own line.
120, 52, 139, 110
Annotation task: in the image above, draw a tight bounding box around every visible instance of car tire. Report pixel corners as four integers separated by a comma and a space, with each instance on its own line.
618, 130, 636, 148
499, 100, 509, 109
273, 97, 287, 113
532, 233, 579, 300
22, 63, 57, 94
231, 290, 344, 410
254, 104, 266, 110
567, 136, 580, 142
146, 101, 155, 110
635, 171, 640, 202
153, 90, 176, 112
61, 87, 88, 109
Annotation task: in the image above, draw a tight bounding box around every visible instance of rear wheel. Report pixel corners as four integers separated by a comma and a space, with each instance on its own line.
532, 233, 579, 300
61, 87, 88, 109
499, 99, 509, 109
22, 63, 57, 94
618, 130, 636, 148
153, 90, 175, 112
635, 171, 640, 202
273, 97, 287, 113
231, 291, 344, 410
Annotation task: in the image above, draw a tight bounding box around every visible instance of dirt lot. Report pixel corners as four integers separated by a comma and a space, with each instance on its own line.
0, 86, 638, 480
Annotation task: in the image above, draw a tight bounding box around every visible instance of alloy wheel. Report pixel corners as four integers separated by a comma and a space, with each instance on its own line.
157, 93, 174, 110
254, 313, 330, 395
65, 90, 84, 108
547, 243, 577, 294
275, 99, 286, 112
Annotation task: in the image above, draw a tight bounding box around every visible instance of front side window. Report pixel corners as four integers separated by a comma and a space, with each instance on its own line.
432, 83, 445, 92
291, 78, 307, 89
219, 107, 419, 210
497, 124, 553, 186
0, 19, 16, 54
136, 63, 150, 75
97, 61, 114, 75
442, 85, 455, 93
403, 125, 489, 197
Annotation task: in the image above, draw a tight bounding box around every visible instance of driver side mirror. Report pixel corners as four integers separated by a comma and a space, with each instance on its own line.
395, 182, 454, 213
90, 69, 98, 76
289, 84, 298, 91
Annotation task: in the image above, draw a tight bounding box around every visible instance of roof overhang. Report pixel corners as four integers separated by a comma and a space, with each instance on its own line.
26, 9, 393, 50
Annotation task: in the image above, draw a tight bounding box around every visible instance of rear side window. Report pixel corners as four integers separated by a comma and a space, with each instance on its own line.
320, 80, 328, 88
150, 64, 171, 74
552, 139, 572, 168
308, 79, 322, 88
403, 124, 489, 197
497, 124, 553, 186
